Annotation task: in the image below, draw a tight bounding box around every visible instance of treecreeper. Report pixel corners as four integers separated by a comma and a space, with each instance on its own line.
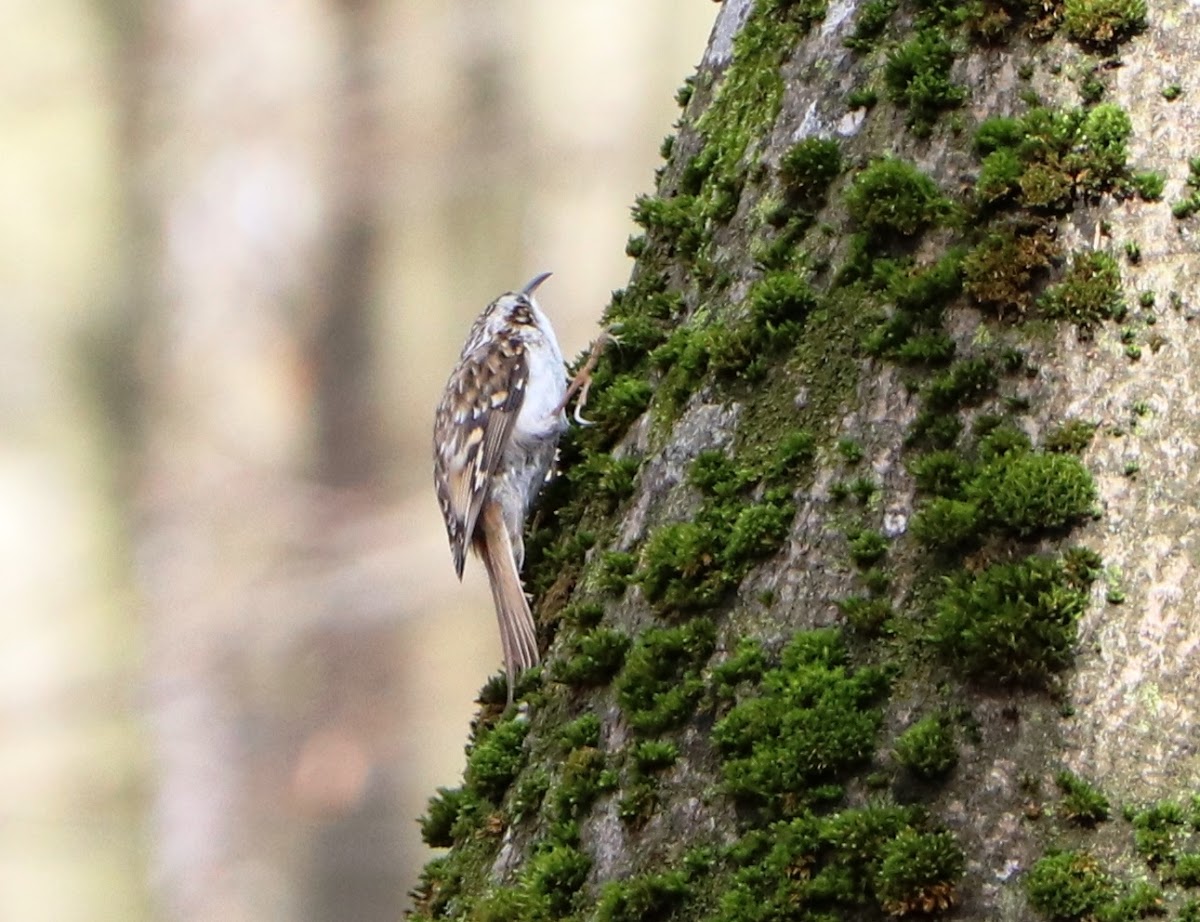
433, 273, 609, 703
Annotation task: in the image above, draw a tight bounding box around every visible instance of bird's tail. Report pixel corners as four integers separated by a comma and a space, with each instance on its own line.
477, 502, 539, 703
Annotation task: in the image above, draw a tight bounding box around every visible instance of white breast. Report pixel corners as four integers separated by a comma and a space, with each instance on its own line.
513, 302, 568, 441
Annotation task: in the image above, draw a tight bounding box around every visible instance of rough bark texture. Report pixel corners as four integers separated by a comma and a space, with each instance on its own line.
411, 2, 1200, 921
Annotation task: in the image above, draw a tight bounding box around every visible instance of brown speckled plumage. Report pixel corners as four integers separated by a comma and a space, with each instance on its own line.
433, 273, 568, 701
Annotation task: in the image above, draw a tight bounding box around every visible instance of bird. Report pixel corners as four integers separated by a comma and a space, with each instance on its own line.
433, 273, 607, 704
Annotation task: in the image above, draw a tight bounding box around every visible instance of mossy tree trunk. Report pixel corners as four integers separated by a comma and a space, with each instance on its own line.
412, 2, 1200, 920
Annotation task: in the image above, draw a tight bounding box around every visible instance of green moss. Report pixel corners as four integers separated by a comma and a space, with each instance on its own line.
587, 375, 654, 444
525, 842, 591, 916
1026, 851, 1116, 921
1078, 103, 1133, 192
848, 86, 880, 109
1056, 771, 1111, 825
553, 627, 632, 687
674, 77, 694, 109
847, 475, 880, 504
713, 637, 768, 696
617, 783, 659, 827
977, 422, 1033, 461
932, 552, 1098, 686
712, 628, 888, 816
1131, 170, 1165, 201
963, 0, 1020, 44
847, 528, 889, 567
631, 194, 705, 258
748, 271, 820, 330
655, 274, 818, 395
837, 437, 865, 463
1040, 250, 1125, 328
558, 713, 601, 750
836, 594, 895, 634
868, 569, 895, 598
909, 450, 973, 496
419, 786, 483, 847
552, 746, 617, 820
894, 716, 958, 779
1079, 74, 1106, 104
976, 147, 1026, 206
970, 102, 1139, 215
719, 805, 966, 920
1043, 420, 1098, 455
637, 520, 731, 612
616, 620, 716, 735
465, 718, 529, 802
566, 453, 642, 512
1131, 801, 1188, 866
770, 429, 818, 478
895, 332, 957, 365
910, 497, 983, 551
470, 837, 593, 920
908, 410, 964, 450
509, 768, 551, 823
845, 0, 898, 51
1172, 156, 1200, 219
638, 452, 796, 613
595, 550, 638, 595
1176, 854, 1200, 887
884, 30, 967, 136
779, 137, 842, 201
648, 325, 713, 415
523, 522, 598, 600
631, 740, 679, 775
969, 451, 1097, 535
672, 0, 829, 275
875, 828, 966, 915
728, 500, 796, 563
1062, 0, 1147, 50
559, 600, 604, 629
924, 357, 999, 412
846, 157, 950, 241
975, 116, 1026, 154
1107, 881, 1167, 920
595, 869, 691, 922
862, 251, 965, 361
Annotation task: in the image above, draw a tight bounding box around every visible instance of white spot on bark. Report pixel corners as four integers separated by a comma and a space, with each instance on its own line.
883, 510, 907, 537
837, 108, 867, 135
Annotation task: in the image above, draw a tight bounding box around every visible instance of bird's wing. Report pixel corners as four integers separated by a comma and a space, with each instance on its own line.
433, 335, 529, 578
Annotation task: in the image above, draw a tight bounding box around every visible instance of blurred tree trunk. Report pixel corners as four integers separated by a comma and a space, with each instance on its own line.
133, 0, 327, 917
410, 2, 1200, 920
130, 1, 413, 920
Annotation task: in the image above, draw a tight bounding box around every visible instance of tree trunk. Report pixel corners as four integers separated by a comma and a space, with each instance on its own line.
409, 1, 1200, 920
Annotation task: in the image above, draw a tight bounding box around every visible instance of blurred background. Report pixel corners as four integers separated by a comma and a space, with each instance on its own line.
0, 1, 717, 920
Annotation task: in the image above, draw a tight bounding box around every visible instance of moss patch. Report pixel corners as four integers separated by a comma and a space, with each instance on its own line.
713, 628, 889, 816
1040, 250, 1126, 329
884, 30, 967, 137
1062, 0, 1147, 50
616, 620, 716, 735
894, 716, 959, 780
932, 550, 1101, 686
846, 157, 951, 242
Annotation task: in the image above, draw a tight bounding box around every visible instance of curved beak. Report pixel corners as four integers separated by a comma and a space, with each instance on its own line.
521, 271, 553, 296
